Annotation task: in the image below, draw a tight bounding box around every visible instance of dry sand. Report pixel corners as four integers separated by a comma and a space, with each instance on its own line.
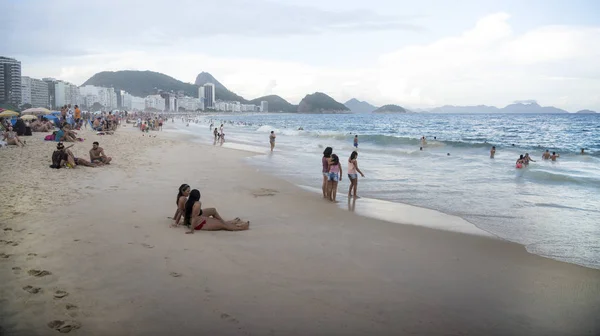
1, 123, 599, 336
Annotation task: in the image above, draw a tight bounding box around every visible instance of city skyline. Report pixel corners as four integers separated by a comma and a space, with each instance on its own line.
3, 0, 600, 111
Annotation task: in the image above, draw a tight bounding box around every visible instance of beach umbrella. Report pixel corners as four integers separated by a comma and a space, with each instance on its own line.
0, 110, 19, 117
21, 107, 50, 115
20, 114, 38, 120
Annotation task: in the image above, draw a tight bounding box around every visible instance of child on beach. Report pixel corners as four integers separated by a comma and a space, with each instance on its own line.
269, 131, 276, 152
170, 184, 191, 227
353, 135, 358, 149
327, 154, 342, 202
347, 151, 365, 198
322, 147, 333, 198
184, 189, 249, 232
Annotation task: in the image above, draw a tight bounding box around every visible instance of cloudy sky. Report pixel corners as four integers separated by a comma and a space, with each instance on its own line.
3, 0, 600, 111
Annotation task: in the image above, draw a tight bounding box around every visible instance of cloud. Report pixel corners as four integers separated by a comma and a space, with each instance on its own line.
2, 0, 422, 56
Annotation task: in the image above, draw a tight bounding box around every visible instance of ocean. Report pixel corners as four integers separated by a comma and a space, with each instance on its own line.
176, 113, 600, 269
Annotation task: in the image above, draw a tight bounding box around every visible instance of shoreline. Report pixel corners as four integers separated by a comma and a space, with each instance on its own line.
1, 124, 599, 335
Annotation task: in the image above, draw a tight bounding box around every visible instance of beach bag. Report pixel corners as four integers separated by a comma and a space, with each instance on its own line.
44, 134, 55, 141
50, 150, 64, 169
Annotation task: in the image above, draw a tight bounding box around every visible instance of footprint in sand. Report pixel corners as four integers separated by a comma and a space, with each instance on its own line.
252, 188, 279, 198
3, 228, 12, 231
12, 267, 21, 274
141, 243, 154, 249
11, 242, 19, 246
28, 269, 52, 277
23, 285, 43, 294
0, 253, 11, 259
134, 225, 140, 229
220, 312, 240, 324
169, 272, 182, 277
47, 320, 81, 333
27, 253, 37, 256
54, 290, 69, 299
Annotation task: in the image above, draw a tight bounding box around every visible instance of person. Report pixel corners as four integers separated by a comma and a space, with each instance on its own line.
2, 126, 24, 147
347, 151, 365, 198
327, 154, 342, 202
353, 135, 358, 149
171, 184, 191, 227
74, 105, 81, 127
490, 146, 496, 159
89, 141, 112, 164
183, 189, 249, 233
523, 153, 535, 165
551, 152, 560, 161
269, 131, 276, 152
542, 150, 551, 160
92, 118, 102, 131
516, 155, 524, 169
581, 148, 585, 155
213, 128, 219, 141
322, 147, 333, 198
158, 118, 163, 131
220, 124, 224, 136
421, 136, 427, 147
51, 142, 96, 168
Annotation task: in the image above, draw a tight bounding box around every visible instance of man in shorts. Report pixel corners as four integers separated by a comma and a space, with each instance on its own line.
89, 141, 112, 165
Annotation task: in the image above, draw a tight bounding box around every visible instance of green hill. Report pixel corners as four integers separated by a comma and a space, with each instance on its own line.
297, 92, 349, 113
194, 72, 248, 102
249, 95, 296, 112
372, 104, 410, 113
82, 70, 198, 98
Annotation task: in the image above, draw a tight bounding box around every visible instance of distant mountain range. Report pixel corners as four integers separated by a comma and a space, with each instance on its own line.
82, 71, 596, 114
344, 98, 378, 113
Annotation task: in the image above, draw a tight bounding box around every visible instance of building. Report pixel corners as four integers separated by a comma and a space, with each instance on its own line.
200, 83, 215, 109
177, 96, 202, 111
51, 80, 81, 108
260, 101, 268, 112
0, 56, 22, 107
42, 78, 57, 108
21, 76, 49, 108
131, 96, 146, 111
145, 95, 165, 111
79, 85, 116, 110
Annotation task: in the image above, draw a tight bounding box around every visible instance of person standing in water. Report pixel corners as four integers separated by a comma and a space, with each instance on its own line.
542, 150, 551, 160
490, 146, 496, 158
322, 147, 333, 198
353, 135, 358, 149
551, 152, 560, 161
516, 155, 525, 169
327, 154, 342, 202
347, 151, 365, 198
523, 153, 535, 165
269, 131, 276, 152
421, 136, 427, 148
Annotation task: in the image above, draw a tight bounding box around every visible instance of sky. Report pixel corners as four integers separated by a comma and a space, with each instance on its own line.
2, 0, 600, 111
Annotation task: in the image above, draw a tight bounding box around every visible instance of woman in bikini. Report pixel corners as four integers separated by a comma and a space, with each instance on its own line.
184, 189, 249, 233
170, 184, 191, 227
2, 126, 24, 147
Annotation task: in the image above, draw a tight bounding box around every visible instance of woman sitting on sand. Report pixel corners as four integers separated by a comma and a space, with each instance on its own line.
171, 184, 191, 227
184, 189, 249, 233
2, 126, 24, 147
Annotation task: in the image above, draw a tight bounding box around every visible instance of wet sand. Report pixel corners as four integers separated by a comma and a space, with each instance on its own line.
0, 124, 599, 335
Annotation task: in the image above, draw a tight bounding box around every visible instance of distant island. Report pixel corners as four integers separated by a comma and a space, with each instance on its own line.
576, 109, 597, 114
426, 101, 569, 114
344, 98, 378, 113
297, 92, 350, 114
372, 104, 411, 114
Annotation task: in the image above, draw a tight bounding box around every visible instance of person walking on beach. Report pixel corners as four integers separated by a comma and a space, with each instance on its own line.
347, 151, 365, 198
322, 147, 333, 198
269, 131, 276, 152
551, 152, 560, 161
171, 184, 190, 227
353, 135, 358, 149
490, 146, 496, 158
542, 150, 551, 160
327, 154, 342, 202
184, 189, 249, 232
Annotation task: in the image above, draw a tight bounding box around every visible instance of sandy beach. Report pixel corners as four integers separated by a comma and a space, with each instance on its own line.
1, 123, 599, 336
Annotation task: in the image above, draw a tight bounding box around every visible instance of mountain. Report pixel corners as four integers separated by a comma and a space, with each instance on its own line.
428, 105, 500, 114
297, 92, 350, 113
82, 70, 198, 98
426, 102, 569, 114
575, 109, 597, 114
344, 98, 378, 113
249, 95, 296, 112
501, 102, 568, 114
194, 72, 247, 102
372, 104, 411, 113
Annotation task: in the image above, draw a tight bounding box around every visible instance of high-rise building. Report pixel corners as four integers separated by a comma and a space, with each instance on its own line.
21, 76, 49, 108
0, 56, 22, 107
201, 83, 215, 109
261, 101, 268, 112
42, 78, 57, 108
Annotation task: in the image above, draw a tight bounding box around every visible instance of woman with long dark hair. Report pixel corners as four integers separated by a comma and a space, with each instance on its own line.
322, 147, 333, 198
327, 154, 342, 202
347, 151, 365, 198
184, 189, 249, 233
170, 184, 191, 227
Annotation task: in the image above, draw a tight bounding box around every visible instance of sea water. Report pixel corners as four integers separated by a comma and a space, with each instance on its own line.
180, 113, 600, 269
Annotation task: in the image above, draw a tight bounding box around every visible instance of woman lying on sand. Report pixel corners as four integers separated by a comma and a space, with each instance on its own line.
184, 189, 249, 233
170, 184, 191, 227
